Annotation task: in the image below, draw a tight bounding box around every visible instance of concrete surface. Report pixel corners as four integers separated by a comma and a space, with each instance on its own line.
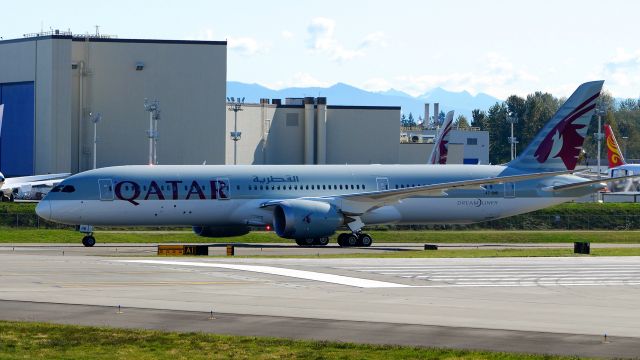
1, 252, 639, 357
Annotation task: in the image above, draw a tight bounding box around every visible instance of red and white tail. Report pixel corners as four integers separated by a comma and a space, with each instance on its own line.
428, 110, 454, 164
508, 81, 604, 171
604, 124, 626, 168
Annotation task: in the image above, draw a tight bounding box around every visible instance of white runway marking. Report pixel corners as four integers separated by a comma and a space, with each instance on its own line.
337, 262, 640, 288
116, 260, 410, 288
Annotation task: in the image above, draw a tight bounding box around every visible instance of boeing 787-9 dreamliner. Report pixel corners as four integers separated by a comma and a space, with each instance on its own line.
37, 81, 632, 247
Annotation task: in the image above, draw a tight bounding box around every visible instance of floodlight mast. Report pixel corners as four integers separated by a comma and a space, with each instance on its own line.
507, 113, 518, 161
90, 112, 102, 169
595, 104, 607, 180
228, 97, 244, 165
144, 99, 160, 165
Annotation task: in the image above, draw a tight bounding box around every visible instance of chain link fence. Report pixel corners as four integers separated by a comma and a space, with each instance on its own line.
3, 213, 640, 231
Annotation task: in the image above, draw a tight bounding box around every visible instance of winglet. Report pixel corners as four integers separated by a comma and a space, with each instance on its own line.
428, 110, 454, 164
604, 124, 626, 168
508, 81, 604, 171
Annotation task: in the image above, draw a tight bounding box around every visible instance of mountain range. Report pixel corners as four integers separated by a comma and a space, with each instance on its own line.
227, 81, 502, 122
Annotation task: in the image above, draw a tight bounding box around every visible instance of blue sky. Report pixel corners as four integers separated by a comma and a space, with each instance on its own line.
3, 0, 640, 99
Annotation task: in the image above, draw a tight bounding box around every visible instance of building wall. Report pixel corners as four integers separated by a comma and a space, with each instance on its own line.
71, 39, 227, 171
326, 106, 400, 164
226, 102, 401, 165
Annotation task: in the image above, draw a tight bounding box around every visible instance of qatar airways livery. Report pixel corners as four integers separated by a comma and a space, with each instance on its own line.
37, 81, 630, 247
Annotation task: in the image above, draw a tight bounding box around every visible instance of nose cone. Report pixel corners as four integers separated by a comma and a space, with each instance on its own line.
36, 200, 51, 220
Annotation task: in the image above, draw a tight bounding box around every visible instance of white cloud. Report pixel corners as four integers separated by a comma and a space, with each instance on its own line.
227, 36, 268, 56
360, 31, 387, 48
356, 53, 543, 98
594, 48, 640, 98
305, 18, 388, 62
281, 30, 294, 39
361, 77, 393, 92
264, 72, 331, 89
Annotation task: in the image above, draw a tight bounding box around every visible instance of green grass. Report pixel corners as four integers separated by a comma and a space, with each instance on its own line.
3, 229, 640, 244
0, 321, 583, 360
233, 247, 640, 259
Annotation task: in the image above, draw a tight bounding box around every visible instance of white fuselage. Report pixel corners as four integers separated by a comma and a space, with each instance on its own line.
37, 164, 592, 227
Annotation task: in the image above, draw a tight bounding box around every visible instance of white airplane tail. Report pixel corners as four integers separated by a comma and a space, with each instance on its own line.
507, 81, 604, 171
428, 110, 454, 164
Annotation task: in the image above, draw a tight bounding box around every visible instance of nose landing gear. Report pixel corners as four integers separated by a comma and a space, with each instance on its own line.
78, 225, 96, 247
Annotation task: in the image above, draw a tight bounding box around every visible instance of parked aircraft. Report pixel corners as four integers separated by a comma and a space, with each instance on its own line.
428, 110, 454, 164
0, 104, 69, 201
604, 123, 639, 191
36, 81, 631, 247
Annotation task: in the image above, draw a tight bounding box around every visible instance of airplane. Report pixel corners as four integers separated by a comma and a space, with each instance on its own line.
604, 123, 639, 191
0, 104, 69, 201
428, 110, 454, 164
36, 81, 634, 247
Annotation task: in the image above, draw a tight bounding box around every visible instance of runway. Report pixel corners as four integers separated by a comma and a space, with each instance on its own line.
1, 252, 639, 357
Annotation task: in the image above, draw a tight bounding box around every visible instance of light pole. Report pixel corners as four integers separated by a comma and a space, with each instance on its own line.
595, 104, 607, 179
144, 99, 161, 165
507, 113, 519, 161
227, 97, 244, 165
90, 112, 102, 169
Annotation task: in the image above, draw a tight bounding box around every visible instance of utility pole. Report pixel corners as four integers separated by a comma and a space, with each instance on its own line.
227, 97, 244, 165
144, 99, 161, 165
507, 113, 519, 161
595, 104, 607, 179
90, 112, 102, 169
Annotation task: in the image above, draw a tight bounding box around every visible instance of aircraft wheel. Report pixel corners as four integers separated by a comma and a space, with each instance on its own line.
316, 237, 329, 246
337, 233, 349, 247
346, 234, 359, 247
359, 233, 373, 247
295, 238, 315, 246
82, 235, 96, 247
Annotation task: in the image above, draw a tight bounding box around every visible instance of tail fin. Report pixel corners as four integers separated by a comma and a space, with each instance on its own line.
428, 110, 454, 164
604, 124, 626, 168
508, 80, 604, 171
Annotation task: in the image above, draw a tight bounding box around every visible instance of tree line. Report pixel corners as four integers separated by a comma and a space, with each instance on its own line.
470, 91, 640, 165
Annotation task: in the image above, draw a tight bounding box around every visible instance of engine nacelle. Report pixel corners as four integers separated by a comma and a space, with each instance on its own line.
273, 199, 343, 239
192, 225, 250, 238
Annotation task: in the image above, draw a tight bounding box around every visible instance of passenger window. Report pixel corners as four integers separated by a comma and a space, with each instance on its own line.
339, 185, 343, 190
362, 185, 365, 190
351, 185, 354, 189
323, 185, 326, 190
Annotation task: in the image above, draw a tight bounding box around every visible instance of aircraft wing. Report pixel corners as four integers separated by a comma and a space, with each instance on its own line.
1, 173, 70, 191
543, 174, 640, 192
261, 170, 571, 215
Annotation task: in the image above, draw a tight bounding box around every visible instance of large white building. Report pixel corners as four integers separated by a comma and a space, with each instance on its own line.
0, 31, 488, 174
0, 32, 227, 176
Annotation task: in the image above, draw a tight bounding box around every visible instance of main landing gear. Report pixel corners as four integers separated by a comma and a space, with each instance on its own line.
78, 225, 96, 247
295, 237, 330, 246
336, 232, 373, 247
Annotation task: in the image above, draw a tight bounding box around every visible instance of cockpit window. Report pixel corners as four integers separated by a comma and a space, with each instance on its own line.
61, 185, 76, 193
51, 185, 63, 193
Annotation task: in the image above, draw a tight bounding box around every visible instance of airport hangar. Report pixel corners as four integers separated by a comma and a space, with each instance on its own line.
0, 31, 488, 176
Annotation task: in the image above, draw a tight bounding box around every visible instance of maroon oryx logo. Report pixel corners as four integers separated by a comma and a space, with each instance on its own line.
534, 92, 599, 170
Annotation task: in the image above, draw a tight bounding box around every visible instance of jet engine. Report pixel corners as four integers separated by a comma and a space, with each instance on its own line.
272, 199, 343, 239
192, 225, 250, 237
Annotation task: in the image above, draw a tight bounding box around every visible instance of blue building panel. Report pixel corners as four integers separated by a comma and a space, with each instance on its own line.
0, 82, 35, 176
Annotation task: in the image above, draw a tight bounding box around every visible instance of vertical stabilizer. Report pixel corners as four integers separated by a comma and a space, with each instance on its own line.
428, 110, 454, 164
604, 124, 626, 168
508, 81, 604, 171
